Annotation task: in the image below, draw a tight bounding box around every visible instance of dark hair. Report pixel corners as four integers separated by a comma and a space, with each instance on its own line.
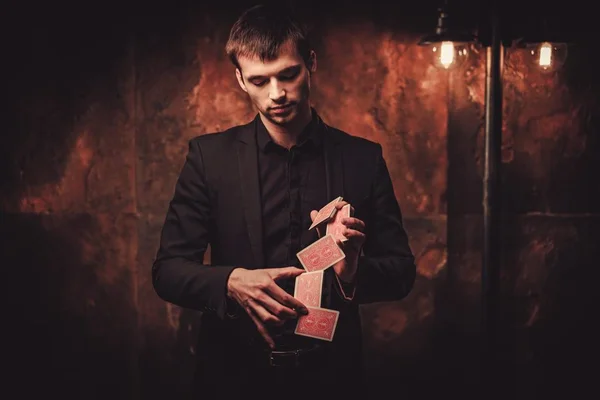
225, 4, 311, 70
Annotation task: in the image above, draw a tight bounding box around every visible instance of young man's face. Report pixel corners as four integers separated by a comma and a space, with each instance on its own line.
235, 41, 317, 127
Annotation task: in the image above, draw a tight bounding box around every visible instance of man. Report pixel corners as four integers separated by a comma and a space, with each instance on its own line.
152, 3, 416, 398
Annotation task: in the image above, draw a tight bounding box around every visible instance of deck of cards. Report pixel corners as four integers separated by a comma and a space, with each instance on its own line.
292, 197, 352, 342
308, 196, 343, 230
326, 203, 351, 243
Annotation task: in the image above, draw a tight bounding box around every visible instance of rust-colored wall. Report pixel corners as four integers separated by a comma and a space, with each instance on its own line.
2, 2, 597, 399
445, 40, 600, 398
2, 10, 139, 398
133, 10, 449, 399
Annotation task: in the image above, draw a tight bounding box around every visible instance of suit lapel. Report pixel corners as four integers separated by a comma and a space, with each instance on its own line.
322, 122, 345, 201
234, 115, 343, 269
236, 119, 265, 267
321, 121, 345, 309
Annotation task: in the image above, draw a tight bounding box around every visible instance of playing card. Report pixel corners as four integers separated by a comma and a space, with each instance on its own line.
296, 234, 345, 272
294, 306, 340, 342
309, 196, 343, 230
326, 203, 351, 243
293, 270, 323, 308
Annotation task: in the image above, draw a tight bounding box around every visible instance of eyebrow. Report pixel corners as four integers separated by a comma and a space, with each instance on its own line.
246, 65, 301, 81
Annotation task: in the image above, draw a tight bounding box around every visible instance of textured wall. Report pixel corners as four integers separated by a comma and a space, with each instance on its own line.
133, 10, 449, 399
2, 2, 597, 399
445, 40, 600, 398
2, 12, 139, 398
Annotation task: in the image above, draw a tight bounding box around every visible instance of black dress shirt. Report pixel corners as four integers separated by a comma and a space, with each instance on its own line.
256, 110, 328, 348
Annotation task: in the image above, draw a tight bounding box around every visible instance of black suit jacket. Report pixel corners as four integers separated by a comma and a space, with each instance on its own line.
152, 113, 416, 357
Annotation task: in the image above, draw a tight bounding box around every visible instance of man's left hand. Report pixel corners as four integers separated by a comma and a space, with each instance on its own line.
310, 200, 366, 283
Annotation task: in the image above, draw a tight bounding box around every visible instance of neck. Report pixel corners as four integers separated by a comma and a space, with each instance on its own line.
259, 104, 312, 149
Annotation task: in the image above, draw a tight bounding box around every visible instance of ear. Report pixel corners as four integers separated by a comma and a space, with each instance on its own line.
308, 51, 317, 74
235, 68, 248, 93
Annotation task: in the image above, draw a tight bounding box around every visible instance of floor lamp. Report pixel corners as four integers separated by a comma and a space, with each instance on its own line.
419, 0, 570, 393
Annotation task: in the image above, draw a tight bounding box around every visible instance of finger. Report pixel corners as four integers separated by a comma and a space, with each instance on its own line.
255, 290, 300, 319
265, 283, 309, 315
247, 298, 285, 326
266, 266, 305, 282
342, 217, 366, 232
345, 228, 366, 237
244, 305, 276, 349
343, 229, 366, 245
335, 201, 355, 220
335, 200, 350, 210
309, 210, 323, 237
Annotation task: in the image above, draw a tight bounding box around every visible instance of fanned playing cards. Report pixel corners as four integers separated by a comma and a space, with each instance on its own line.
293, 197, 349, 342
309, 196, 343, 230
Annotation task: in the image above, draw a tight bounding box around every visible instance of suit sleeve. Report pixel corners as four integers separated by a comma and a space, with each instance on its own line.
354, 144, 417, 304
152, 138, 237, 319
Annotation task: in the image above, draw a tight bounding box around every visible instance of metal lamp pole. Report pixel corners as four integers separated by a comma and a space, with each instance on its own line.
482, 0, 503, 392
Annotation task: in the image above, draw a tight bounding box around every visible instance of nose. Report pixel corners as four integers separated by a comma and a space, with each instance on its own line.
268, 80, 286, 102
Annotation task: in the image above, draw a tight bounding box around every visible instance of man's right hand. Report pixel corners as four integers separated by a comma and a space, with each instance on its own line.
226, 267, 309, 349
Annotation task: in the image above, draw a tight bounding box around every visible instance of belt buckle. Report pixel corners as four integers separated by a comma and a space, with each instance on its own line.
269, 349, 300, 368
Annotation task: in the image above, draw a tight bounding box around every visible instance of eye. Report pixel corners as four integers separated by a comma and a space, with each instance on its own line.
251, 79, 267, 87
279, 70, 299, 81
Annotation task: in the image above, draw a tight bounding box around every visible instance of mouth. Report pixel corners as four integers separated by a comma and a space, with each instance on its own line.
270, 103, 294, 113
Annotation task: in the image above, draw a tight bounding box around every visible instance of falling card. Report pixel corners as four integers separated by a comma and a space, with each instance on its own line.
296, 234, 345, 272
294, 306, 340, 342
293, 270, 324, 308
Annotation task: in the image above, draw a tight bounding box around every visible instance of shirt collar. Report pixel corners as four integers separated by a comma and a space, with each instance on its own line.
256, 108, 322, 152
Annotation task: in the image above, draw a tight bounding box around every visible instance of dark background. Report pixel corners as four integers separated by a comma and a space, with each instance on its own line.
2, 0, 598, 398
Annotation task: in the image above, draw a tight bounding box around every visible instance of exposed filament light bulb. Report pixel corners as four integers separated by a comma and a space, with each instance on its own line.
527, 41, 568, 73
440, 41, 455, 68
432, 41, 469, 70
538, 42, 552, 68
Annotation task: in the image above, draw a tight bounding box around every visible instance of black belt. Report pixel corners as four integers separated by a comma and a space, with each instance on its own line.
263, 344, 325, 368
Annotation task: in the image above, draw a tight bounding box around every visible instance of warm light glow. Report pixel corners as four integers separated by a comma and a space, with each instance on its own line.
440, 41, 455, 68
527, 41, 567, 73
538, 42, 552, 68
431, 41, 469, 70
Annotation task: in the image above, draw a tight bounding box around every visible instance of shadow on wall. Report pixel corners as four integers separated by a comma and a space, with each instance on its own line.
1, 212, 137, 399
1, 10, 139, 398
1, 6, 135, 210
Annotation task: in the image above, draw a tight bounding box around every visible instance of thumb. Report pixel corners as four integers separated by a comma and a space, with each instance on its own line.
267, 266, 305, 281
310, 210, 323, 237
